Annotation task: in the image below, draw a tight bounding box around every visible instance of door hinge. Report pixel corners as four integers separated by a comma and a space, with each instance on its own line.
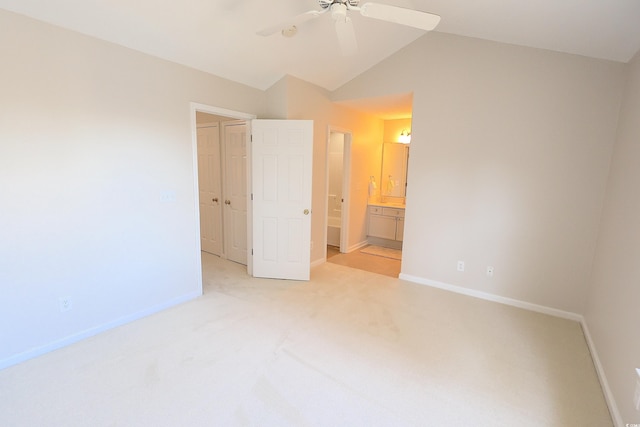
251, 193, 253, 201
251, 249, 254, 255
250, 134, 253, 142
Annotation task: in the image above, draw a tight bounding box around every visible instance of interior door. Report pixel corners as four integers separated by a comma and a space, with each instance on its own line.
251, 119, 313, 280
223, 121, 248, 265
197, 124, 223, 256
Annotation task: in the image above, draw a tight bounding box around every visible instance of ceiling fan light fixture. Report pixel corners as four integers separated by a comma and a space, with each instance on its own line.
281, 25, 298, 38
331, 3, 348, 21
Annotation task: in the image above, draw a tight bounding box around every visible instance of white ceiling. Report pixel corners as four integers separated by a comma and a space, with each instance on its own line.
2, 0, 640, 97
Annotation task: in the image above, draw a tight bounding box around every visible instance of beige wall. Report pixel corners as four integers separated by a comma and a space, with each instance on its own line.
266, 76, 383, 260
0, 9, 266, 366
585, 50, 640, 425
334, 31, 626, 314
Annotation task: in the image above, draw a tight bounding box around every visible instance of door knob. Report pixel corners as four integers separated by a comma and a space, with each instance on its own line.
212, 198, 218, 202
225, 200, 231, 205
303, 209, 309, 215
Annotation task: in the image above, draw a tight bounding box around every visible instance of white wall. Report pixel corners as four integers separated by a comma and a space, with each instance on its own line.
0, 10, 265, 367
585, 50, 640, 425
333, 31, 626, 314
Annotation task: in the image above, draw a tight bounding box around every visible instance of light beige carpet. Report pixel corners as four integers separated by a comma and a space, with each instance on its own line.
0, 253, 612, 426
360, 245, 402, 260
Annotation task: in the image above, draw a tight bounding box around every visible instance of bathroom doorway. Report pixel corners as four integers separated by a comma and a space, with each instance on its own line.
325, 128, 351, 255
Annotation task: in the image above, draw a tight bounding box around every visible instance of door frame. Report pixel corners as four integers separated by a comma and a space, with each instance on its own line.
190, 103, 256, 286
324, 126, 352, 256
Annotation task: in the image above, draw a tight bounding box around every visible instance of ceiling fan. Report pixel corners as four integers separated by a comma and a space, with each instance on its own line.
257, 0, 441, 56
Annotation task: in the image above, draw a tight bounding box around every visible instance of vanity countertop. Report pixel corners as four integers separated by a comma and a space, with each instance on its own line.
368, 201, 406, 209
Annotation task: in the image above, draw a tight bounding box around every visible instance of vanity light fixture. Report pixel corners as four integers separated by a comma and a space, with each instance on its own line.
399, 129, 411, 144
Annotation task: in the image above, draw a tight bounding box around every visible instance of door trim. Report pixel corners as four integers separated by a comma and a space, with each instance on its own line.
190, 103, 257, 288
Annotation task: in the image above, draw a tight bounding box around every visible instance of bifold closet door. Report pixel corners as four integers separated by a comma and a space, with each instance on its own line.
197, 124, 223, 256
223, 122, 248, 265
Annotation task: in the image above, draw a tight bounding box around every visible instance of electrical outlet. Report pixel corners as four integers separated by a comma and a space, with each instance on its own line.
160, 190, 176, 203
59, 297, 73, 313
457, 261, 465, 272
487, 266, 494, 277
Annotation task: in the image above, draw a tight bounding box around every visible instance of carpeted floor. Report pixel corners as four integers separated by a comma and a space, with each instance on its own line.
0, 253, 612, 426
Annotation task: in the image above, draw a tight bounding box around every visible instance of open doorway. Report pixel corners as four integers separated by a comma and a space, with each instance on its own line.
324, 118, 411, 279
325, 128, 352, 258
190, 103, 256, 284
191, 103, 315, 283
195, 114, 248, 265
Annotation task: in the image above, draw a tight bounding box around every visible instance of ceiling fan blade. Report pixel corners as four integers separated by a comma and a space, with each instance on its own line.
335, 16, 358, 56
359, 3, 441, 31
257, 10, 325, 36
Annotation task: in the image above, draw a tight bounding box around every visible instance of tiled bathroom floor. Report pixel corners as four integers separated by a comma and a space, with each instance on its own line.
326, 245, 401, 278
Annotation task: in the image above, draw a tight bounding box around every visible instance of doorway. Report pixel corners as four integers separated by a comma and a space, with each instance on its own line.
325, 128, 352, 256
191, 104, 256, 284
191, 103, 315, 283
196, 114, 248, 265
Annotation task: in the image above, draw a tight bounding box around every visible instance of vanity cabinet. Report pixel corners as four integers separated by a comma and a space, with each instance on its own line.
368, 206, 405, 241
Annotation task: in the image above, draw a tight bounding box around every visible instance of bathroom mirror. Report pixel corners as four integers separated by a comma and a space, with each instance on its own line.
381, 142, 409, 198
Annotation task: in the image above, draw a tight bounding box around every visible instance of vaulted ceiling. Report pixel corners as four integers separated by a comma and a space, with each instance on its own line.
2, 0, 639, 97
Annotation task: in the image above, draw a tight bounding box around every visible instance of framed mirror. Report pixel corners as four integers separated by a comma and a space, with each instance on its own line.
381, 142, 409, 198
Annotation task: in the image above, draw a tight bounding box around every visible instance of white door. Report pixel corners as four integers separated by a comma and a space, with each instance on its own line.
197, 124, 223, 255
223, 121, 248, 265
251, 119, 313, 280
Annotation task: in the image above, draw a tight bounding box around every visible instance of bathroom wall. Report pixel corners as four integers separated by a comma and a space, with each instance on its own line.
383, 118, 412, 144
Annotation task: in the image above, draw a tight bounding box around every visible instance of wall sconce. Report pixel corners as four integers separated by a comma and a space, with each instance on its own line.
399, 129, 411, 144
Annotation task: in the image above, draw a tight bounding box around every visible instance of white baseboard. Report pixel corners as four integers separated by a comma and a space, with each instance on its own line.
399, 273, 622, 425
311, 257, 325, 268
580, 319, 623, 427
0, 290, 202, 371
346, 240, 369, 253
311, 241, 368, 267
399, 274, 582, 321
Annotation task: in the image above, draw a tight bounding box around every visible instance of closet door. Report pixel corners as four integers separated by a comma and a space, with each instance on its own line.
197, 124, 223, 256
223, 122, 248, 265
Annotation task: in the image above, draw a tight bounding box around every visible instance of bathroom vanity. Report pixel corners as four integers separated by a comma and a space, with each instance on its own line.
367, 202, 405, 247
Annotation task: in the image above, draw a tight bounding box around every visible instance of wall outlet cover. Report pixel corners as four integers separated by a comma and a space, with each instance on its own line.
58, 297, 73, 313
